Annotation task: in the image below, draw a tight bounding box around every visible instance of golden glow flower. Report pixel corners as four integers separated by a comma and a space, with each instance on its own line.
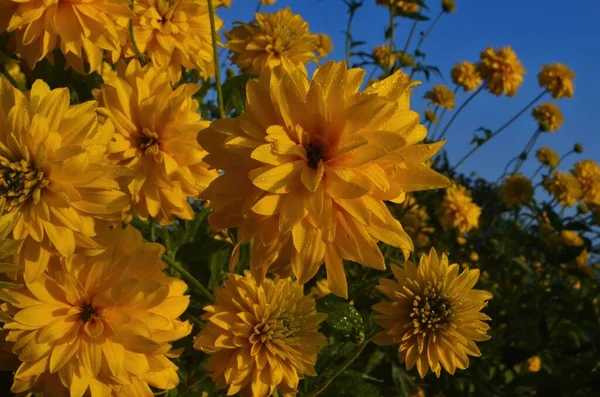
373, 248, 492, 378
525, 356, 542, 373
560, 230, 584, 247
0, 78, 129, 282
373, 44, 396, 69
199, 61, 449, 298
424, 85, 456, 110
315, 33, 333, 58
400, 196, 434, 248
194, 272, 327, 397
3, 226, 191, 396
260, 0, 277, 4
424, 109, 438, 124
96, 61, 217, 225
476, 46, 526, 97
571, 160, 600, 203
0, 55, 26, 88
377, 0, 420, 14
5, 0, 131, 73
538, 63, 575, 99
130, 0, 222, 83
501, 174, 533, 207
543, 171, 582, 207
226, 8, 322, 75
437, 185, 481, 234
536, 147, 559, 168
451, 61, 482, 92
532, 103, 563, 132
442, 0, 456, 13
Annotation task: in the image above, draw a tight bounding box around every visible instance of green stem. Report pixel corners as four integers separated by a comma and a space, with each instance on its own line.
387, 6, 396, 75
409, 11, 443, 79
401, 20, 418, 60
0, 60, 20, 89
437, 84, 485, 141
530, 164, 545, 181
305, 335, 374, 397
207, 0, 226, 119
451, 90, 547, 172
162, 254, 214, 301
129, 0, 147, 65
425, 105, 439, 134
344, 3, 358, 66
513, 129, 542, 174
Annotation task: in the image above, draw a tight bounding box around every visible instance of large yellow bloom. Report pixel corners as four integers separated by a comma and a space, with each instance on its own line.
0, 78, 129, 282
538, 63, 575, 99
373, 44, 396, 69
476, 46, 526, 97
536, 147, 559, 169
423, 85, 455, 110
198, 61, 449, 298
226, 8, 322, 75
437, 185, 481, 234
4, 0, 131, 73
543, 171, 581, 207
194, 272, 327, 397
532, 102, 563, 132
451, 61, 482, 92
501, 174, 533, 207
373, 248, 492, 378
3, 226, 191, 396
96, 61, 217, 225
130, 0, 222, 83
571, 160, 600, 204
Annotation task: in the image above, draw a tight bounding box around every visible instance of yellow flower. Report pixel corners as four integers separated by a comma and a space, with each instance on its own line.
3, 225, 191, 396
424, 109, 438, 124
476, 46, 526, 97
315, 33, 333, 58
401, 196, 434, 248
5, 0, 131, 73
560, 230, 584, 247
373, 44, 396, 69
130, 0, 222, 83
311, 278, 332, 298
424, 85, 456, 110
538, 63, 575, 99
451, 61, 482, 92
0, 55, 26, 88
377, 0, 420, 14
0, 78, 129, 282
442, 0, 456, 13
543, 171, 582, 207
536, 147, 559, 168
96, 61, 217, 225
501, 174, 533, 207
194, 272, 327, 397
470, 251, 479, 262
226, 8, 321, 75
260, 0, 277, 4
373, 248, 492, 378
571, 160, 600, 203
199, 62, 449, 298
0, 207, 23, 307
532, 103, 563, 132
437, 185, 481, 234
525, 356, 542, 373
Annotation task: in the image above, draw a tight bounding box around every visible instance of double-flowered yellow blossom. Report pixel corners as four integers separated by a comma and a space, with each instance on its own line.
373, 45, 396, 69
194, 272, 327, 397
3, 0, 131, 73
437, 185, 481, 234
400, 196, 434, 248
538, 63, 575, 99
226, 8, 325, 75
377, 0, 420, 15
373, 248, 492, 378
424, 85, 456, 110
0, 78, 129, 282
536, 147, 559, 169
477, 46, 526, 97
451, 61, 482, 92
131, 0, 222, 83
543, 171, 581, 207
532, 103, 563, 132
442, 0, 456, 13
96, 61, 217, 225
525, 356, 542, 373
560, 230, 584, 247
501, 174, 533, 207
315, 34, 334, 58
198, 61, 449, 298
3, 226, 191, 396
571, 160, 600, 204
261, 0, 277, 4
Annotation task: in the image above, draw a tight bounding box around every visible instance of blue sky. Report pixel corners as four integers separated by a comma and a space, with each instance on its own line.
218, 0, 599, 181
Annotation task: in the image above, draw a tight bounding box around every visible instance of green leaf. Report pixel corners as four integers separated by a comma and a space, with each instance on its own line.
0, 239, 23, 260
320, 373, 382, 397
316, 295, 365, 343
222, 74, 255, 116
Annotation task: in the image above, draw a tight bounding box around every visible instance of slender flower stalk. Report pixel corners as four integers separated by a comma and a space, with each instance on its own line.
452, 91, 547, 171
513, 129, 542, 174
207, 0, 225, 118
129, 0, 147, 65
409, 11, 444, 79
401, 20, 418, 62
162, 254, 215, 301
438, 84, 485, 141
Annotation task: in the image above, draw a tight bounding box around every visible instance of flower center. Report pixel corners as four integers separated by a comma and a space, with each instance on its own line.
306, 143, 324, 169
80, 303, 97, 323
410, 284, 453, 335
251, 313, 299, 344
0, 157, 46, 213
139, 129, 160, 154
